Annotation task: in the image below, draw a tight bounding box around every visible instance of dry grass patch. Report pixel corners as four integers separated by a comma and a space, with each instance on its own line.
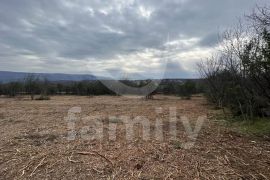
0, 95, 269, 179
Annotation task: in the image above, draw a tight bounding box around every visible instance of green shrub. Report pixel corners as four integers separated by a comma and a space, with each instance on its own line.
177, 80, 196, 99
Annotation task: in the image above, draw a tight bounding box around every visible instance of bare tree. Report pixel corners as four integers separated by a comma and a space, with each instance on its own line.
24, 74, 39, 100
198, 5, 270, 118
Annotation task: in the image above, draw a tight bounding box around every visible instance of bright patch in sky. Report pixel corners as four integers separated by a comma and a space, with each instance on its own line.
138, 6, 153, 19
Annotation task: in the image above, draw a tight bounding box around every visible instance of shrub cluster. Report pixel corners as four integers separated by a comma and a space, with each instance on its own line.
198, 6, 270, 119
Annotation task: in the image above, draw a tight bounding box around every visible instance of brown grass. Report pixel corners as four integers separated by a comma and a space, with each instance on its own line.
0, 95, 269, 179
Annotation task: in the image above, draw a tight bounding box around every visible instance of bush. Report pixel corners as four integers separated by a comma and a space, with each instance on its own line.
7, 82, 23, 97
177, 80, 197, 99
35, 95, 50, 100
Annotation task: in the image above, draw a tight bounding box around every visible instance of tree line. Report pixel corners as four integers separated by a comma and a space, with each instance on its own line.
0, 75, 203, 100
0, 74, 115, 100
198, 6, 270, 119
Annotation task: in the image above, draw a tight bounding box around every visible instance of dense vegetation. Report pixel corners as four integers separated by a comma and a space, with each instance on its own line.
198, 6, 270, 119
0, 76, 203, 100
0, 78, 115, 98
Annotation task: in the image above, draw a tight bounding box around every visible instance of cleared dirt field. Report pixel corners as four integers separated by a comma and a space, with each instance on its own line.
0, 95, 269, 179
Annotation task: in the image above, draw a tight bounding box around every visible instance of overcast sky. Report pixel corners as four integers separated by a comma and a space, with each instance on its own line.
0, 0, 269, 79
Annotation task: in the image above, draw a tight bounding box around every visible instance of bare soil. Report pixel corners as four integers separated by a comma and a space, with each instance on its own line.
0, 95, 269, 179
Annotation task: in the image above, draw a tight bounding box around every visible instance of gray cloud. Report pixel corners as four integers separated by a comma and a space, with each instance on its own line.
163, 60, 191, 79
0, 0, 269, 78
199, 32, 219, 47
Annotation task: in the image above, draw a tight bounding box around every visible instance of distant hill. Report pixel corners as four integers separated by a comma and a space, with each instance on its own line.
0, 71, 201, 84
0, 71, 97, 83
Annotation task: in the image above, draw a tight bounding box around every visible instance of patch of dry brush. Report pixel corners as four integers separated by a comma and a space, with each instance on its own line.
0, 95, 269, 179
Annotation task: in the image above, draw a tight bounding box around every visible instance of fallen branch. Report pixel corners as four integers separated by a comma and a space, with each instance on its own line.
76, 151, 113, 166
68, 154, 80, 163
30, 157, 46, 177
